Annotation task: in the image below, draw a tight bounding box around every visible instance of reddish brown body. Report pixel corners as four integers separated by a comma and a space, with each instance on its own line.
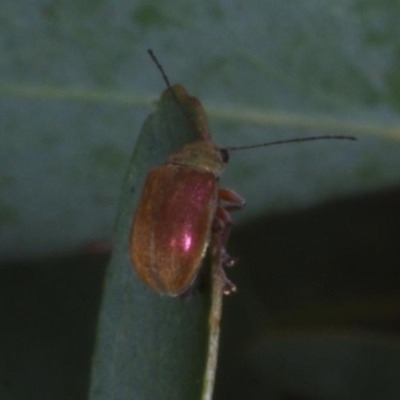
131, 163, 218, 295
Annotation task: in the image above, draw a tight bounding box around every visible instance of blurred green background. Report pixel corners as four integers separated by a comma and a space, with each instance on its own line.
1, 0, 400, 399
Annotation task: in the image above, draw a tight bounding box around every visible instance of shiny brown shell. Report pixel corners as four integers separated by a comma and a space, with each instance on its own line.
130, 163, 218, 296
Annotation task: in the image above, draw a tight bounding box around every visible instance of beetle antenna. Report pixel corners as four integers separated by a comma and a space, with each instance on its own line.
148, 49, 196, 130
147, 51, 357, 149
225, 135, 356, 152
148, 49, 173, 89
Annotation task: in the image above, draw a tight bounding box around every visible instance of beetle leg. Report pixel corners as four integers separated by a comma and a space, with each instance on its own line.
211, 189, 245, 295
216, 188, 245, 266
210, 209, 237, 295
210, 209, 236, 294
218, 188, 246, 212
214, 206, 236, 266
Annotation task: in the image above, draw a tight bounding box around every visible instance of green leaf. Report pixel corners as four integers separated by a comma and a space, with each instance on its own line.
89, 86, 210, 400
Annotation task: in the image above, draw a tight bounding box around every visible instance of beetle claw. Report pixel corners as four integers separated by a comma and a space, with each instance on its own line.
222, 252, 237, 267
222, 279, 237, 295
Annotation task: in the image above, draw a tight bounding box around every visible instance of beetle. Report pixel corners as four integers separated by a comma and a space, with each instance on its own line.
129, 50, 355, 297
129, 83, 242, 296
